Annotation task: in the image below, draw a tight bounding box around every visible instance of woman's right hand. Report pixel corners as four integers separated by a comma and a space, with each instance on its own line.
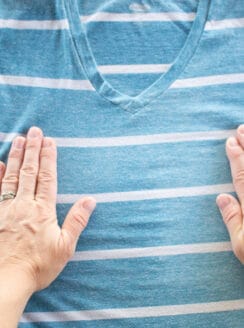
0, 126, 96, 292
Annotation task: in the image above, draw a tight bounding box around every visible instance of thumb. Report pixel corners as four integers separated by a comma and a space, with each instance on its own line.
216, 193, 243, 251
61, 197, 96, 255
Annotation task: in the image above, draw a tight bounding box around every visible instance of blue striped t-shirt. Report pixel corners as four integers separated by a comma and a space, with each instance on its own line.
0, 0, 244, 327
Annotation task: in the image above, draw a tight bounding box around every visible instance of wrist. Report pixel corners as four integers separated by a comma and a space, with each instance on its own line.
0, 263, 36, 296
0, 265, 35, 327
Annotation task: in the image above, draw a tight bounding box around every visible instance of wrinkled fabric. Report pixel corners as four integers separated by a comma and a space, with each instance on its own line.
0, 0, 243, 327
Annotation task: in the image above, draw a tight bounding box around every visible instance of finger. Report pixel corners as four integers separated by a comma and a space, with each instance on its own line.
216, 193, 243, 237
216, 194, 244, 262
237, 124, 244, 148
225, 136, 244, 211
60, 197, 96, 257
35, 137, 57, 204
1, 136, 26, 194
0, 161, 6, 193
17, 126, 43, 200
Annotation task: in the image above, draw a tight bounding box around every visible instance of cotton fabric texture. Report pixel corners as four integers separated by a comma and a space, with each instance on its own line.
0, 0, 244, 327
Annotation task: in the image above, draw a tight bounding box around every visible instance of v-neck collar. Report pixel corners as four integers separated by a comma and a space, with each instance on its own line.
64, 0, 210, 114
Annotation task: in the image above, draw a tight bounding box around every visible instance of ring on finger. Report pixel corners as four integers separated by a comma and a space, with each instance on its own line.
0, 191, 16, 202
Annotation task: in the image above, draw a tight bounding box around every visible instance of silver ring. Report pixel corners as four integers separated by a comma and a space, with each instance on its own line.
0, 191, 16, 202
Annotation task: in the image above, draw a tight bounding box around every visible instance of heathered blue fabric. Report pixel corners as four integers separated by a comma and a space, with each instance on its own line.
0, 0, 243, 326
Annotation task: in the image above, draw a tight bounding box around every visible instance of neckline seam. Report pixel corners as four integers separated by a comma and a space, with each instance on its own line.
125, 0, 211, 113
65, 0, 210, 114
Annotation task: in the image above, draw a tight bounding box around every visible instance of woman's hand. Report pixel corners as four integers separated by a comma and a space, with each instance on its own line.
216, 124, 244, 264
0, 126, 96, 292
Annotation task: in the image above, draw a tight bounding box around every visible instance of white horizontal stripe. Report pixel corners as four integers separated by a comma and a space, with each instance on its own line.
71, 242, 232, 261
0, 18, 68, 30
0, 17, 242, 31
99, 63, 171, 74
57, 184, 234, 204
0, 73, 242, 91
0, 75, 94, 90
0, 132, 19, 142
0, 129, 235, 147
55, 129, 235, 147
20, 299, 244, 322
171, 73, 244, 88
205, 18, 244, 30
81, 12, 196, 23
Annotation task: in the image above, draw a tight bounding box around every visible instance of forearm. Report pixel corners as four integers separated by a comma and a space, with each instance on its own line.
0, 266, 35, 327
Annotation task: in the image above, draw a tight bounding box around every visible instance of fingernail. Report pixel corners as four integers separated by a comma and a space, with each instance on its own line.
228, 137, 238, 147
238, 125, 244, 135
13, 137, 25, 149
28, 127, 41, 138
81, 197, 96, 212
42, 137, 53, 148
216, 196, 230, 210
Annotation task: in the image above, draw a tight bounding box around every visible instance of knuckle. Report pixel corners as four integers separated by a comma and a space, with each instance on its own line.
233, 170, 244, 188
9, 148, 22, 158
41, 148, 56, 159
72, 211, 88, 229
26, 138, 40, 149
2, 173, 18, 184
38, 170, 55, 181
222, 205, 238, 224
20, 163, 38, 176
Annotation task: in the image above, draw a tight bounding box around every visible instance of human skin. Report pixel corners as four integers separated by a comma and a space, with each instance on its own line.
0, 126, 243, 327
0, 127, 96, 327
216, 125, 244, 265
